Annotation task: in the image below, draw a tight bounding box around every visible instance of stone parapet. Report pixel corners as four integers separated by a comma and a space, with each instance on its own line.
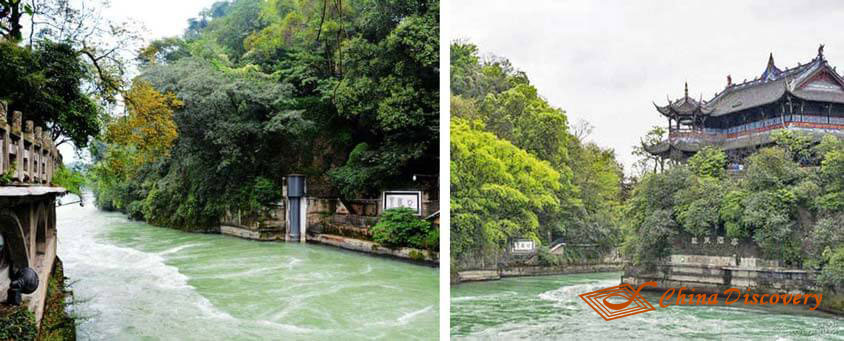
0, 103, 62, 186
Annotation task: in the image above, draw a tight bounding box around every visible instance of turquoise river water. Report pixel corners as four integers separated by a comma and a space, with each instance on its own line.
56, 195, 438, 340
452, 272, 843, 340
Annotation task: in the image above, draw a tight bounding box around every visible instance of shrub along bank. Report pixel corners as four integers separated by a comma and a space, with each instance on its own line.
371, 207, 438, 251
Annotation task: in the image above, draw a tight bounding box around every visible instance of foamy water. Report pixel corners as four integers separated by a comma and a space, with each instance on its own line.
452, 272, 844, 340
56, 194, 438, 340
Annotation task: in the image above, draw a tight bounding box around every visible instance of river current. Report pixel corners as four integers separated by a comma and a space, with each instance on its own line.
56, 195, 438, 340
451, 272, 843, 340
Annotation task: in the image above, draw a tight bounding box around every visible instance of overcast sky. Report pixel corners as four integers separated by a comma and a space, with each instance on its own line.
104, 0, 219, 39
57, 0, 218, 162
449, 0, 844, 173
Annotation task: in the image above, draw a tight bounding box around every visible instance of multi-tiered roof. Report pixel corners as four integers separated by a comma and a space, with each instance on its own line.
647, 45, 844, 161
657, 45, 844, 120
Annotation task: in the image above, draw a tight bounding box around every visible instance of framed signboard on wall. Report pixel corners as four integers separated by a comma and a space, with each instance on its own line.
382, 191, 422, 216
510, 239, 536, 254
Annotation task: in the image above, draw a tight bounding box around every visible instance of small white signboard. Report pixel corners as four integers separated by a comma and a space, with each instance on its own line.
511, 239, 535, 254
383, 191, 422, 215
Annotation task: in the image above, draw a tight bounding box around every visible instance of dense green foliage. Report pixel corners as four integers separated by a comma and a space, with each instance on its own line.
819, 245, 844, 288
52, 165, 85, 196
90, 0, 438, 230
0, 40, 101, 147
0, 306, 37, 341
450, 41, 623, 268
687, 146, 727, 178
371, 207, 437, 250
2, 0, 141, 148
623, 132, 844, 286
451, 119, 561, 262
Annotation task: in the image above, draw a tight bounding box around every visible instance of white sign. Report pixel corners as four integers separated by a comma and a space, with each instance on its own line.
512, 239, 535, 253
383, 191, 422, 215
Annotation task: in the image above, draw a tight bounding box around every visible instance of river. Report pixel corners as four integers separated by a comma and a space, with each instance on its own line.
451, 272, 843, 340
56, 195, 438, 340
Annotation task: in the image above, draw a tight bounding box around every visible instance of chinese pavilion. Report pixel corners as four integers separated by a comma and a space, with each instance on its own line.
646, 45, 844, 164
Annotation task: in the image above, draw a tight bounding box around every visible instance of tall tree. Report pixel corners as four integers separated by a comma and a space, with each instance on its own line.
0, 0, 28, 41
0, 40, 101, 146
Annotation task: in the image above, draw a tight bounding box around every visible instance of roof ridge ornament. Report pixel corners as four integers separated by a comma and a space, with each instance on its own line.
819, 44, 825, 59
761, 52, 783, 81
727, 74, 732, 87
684, 82, 689, 98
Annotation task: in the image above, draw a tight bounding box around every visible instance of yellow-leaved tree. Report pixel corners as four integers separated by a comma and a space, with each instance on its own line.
106, 80, 182, 172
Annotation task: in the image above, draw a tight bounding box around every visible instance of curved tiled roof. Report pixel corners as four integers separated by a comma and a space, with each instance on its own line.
656, 47, 844, 118
654, 82, 706, 117
703, 76, 788, 116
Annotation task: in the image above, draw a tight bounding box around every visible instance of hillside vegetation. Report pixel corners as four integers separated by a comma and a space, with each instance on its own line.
450, 42, 624, 270
623, 131, 844, 288
88, 0, 439, 229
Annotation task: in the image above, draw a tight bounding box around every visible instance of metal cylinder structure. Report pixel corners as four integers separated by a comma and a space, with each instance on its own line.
287, 175, 306, 241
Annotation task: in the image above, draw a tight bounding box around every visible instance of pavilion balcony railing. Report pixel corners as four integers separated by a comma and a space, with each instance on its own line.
0, 103, 62, 187
668, 113, 844, 144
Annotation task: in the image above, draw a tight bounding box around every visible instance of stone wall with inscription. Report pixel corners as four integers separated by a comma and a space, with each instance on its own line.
623, 234, 844, 314
671, 232, 764, 259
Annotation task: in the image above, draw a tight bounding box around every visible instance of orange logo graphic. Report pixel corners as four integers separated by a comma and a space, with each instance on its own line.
579, 282, 657, 321
580, 282, 824, 321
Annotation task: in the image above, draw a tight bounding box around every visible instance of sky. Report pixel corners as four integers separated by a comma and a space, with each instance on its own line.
55, 0, 218, 162
449, 0, 844, 173
104, 0, 219, 39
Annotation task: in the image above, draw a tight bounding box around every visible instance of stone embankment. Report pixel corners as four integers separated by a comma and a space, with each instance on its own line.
454, 247, 622, 283
308, 233, 438, 265
455, 263, 622, 283
219, 225, 283, 241
218, 224, 437, 265
623, 254, 844, 315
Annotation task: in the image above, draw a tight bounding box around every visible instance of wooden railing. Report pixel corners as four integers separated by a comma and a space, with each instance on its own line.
668, 120, 844, 143
0, 103, 62, 186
